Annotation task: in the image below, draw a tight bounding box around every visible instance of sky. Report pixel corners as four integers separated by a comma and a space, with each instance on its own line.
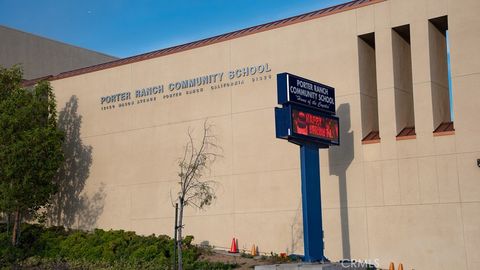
0, 0, 348, 58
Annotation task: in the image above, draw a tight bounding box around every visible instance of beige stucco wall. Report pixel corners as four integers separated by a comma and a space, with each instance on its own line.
0, 25, 117, 79
49, 0, 480, 269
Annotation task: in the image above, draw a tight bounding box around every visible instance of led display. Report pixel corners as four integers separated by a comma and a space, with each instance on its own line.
291, 108, 339, 144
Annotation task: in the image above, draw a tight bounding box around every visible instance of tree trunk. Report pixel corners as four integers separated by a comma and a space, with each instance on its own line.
56, 195, 62, 226
177, 200, 184, 270
11, 209, 20, 246
6, 212, 10, 236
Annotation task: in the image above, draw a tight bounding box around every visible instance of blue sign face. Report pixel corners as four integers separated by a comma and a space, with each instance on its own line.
277, 73, 335, 114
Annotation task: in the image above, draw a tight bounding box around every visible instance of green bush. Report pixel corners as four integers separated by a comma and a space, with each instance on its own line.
0, 223, 232, 269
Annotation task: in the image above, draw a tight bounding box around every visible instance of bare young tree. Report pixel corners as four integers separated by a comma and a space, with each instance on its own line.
174, 121, 220, 270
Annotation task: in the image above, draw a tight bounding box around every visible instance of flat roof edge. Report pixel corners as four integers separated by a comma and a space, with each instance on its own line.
25, 0, 385, 85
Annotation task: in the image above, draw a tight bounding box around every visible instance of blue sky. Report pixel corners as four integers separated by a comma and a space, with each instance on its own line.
0, 0, 348, 58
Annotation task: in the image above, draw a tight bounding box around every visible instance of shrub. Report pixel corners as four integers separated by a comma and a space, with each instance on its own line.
0, 224, 230, 269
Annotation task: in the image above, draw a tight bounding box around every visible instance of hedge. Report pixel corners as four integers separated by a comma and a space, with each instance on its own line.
0, 224, 236, 270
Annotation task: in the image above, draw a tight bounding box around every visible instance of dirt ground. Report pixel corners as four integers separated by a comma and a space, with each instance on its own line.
199, 249, 285, 269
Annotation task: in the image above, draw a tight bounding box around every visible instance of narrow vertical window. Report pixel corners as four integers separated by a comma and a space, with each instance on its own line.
358, 33, 380, 144
392, 25, 416, 139
429, 16, 454, 135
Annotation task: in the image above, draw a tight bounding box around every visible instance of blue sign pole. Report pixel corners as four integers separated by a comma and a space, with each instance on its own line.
300, 143, 325, 262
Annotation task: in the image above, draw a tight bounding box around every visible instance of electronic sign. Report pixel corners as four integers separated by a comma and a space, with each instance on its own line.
277, 73, 335, 114
274, 73, 338, 262
275, 105, 340, 146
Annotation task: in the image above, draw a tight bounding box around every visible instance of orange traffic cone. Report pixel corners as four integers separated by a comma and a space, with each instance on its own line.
251, 244, 257, 256
228, 237, 238, 253
398, 263, 404, 270
389, 262, 395, 270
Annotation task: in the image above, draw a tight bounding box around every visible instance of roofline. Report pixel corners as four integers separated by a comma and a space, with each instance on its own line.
23, 0, 385, 86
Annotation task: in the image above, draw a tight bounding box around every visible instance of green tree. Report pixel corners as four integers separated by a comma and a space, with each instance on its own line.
0, 66, 64, 245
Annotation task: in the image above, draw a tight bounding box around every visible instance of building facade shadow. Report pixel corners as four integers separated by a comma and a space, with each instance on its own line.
47, 95, 105, 230
328, 103, 354, 259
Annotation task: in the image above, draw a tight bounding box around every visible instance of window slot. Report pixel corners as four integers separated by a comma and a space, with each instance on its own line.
392, 24, 415, 139
358, 32, 380, 143
429, 15, 454, 135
